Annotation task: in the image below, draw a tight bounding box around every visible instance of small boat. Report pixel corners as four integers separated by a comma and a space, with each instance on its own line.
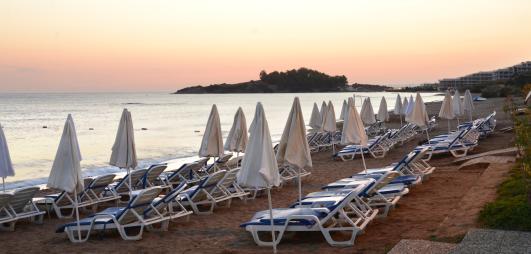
473, 96, 487, 101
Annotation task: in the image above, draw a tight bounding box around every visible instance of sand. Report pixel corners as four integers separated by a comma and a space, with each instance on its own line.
0, 97, 517, 254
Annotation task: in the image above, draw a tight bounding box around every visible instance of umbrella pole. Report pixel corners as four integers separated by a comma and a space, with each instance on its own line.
360, 147, 368, 174
74, 188, 82, 241
267, 187, 277, 254
426, 130, 431, 145
298, 166, 302, 206
2, 177, 4, 192
399, 115, 403, 127
448, 119, 451, 133
128, 167, 132, 200
330, 132, 335, 155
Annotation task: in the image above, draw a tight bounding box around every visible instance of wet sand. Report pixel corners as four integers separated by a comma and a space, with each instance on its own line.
0, 97, 516, 254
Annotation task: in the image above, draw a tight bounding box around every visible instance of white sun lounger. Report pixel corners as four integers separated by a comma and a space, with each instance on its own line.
57, 187, 164, 243
241, 182, 378, 247
1, 187, 45, 231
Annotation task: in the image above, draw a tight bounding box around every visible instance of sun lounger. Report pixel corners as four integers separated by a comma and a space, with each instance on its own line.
215, 168, 249, 202
204, 153, 233, 174
1, 187, 45, 231
143, 183, 193, 230
104, 168, 149, 197
36, 174, 120, 218
335, 131, 390, 161
356, 147, 434, 179
158, 162, 204, 187
240, 183, 378, 247
139, 164, 167, 188
320, 172, 408, 217
57, 187, 164, 243
416, 127, 479, 161
177, 170, 229, 215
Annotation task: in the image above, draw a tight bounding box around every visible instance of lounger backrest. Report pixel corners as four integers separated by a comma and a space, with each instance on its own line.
364, 171, 400, 196
166, 163, 191, 182
196, 157, 209, 167
217, 168, 239, 190
145, 182, 187, 217
115, 168, 148, 193
86, 174, 116, 197
0, 193, 13, 212
117, 187, 162, 224
217, 154, 233, 164
10, 187, 40, 213
319, 187, 368, 222
190, 170, 227, 201
142, 165, 167, 188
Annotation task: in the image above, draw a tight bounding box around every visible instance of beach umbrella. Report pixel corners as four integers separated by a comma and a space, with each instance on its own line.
110, 109, 137, 198
319, 101, 327, 120
48, 114, 83, 241
199, 104, 224, 159
341, 98, 369, 173
405, 95, 415, 122
276, 97, 312, 206
361, 98, 376, 125
452, 90, 464, 126
339, 100, 348, 121
308, 102, 322, 130
322, 101, 337, 154
224, 107, 248, 157
401, 97, 409, 116
377, 96, 389, 123
438, 91, 455, 132
410, 93, 431, 144
237, 102, 280, 253
0, 124, 14, 192
393, 94, 403, 126
463, 89, 475, 122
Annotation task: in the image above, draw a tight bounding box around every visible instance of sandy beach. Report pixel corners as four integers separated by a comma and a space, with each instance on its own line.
0, 97, 516, 254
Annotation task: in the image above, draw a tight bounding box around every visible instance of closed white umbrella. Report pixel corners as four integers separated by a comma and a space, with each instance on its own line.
339, 100, 348, 121
401, 97, 409, 115
438, 91, 455, 132
224, 107, 248, 156
48, 114, 83, 241
110, 109, 137, 198
410, 93, 431, 144
453, 90, 464, 126
361, 97, 376, 125
276, 97, 312, 206
319, 101, 327, 120
0, 124, 14, 192
199, 104, 224, 159
405, 95, 415, 122
322, 101, 337, 154
463, 89, 474, 122
377, 96, 389, 122
341, 98, 369, 173
308, 102, 322, 130
237, 102, 280, 253
394, 94, 403, 126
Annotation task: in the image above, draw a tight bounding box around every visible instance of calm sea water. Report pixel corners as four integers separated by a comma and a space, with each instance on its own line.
0, 92, 442, 189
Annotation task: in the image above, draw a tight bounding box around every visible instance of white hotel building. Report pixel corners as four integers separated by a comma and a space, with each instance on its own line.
439, 61, 531, 90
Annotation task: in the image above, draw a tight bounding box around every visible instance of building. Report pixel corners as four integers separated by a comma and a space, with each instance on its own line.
438, 61, 531, 90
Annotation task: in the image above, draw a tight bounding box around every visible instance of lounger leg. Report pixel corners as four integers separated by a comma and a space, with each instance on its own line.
0, 221, 16, 231
250, 229, 283, 247
450, 149, 468, 158
117, 225, 144, 241
321, 228, 360, 246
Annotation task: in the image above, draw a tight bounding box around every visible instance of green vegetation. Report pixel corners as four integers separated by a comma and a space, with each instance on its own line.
175, 68, 349, 93
479, 72, 531, 98
478, 96, 531, 231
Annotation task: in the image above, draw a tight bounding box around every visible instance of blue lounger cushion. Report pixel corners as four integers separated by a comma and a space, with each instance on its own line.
240, 207, 330, 227
351, 174, 419, 186
56, 207, 127, 233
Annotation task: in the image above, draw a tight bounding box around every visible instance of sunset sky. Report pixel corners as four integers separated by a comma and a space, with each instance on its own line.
1, 0, 531, 91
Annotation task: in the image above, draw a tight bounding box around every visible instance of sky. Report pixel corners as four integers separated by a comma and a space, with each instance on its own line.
1, 0, 531, 91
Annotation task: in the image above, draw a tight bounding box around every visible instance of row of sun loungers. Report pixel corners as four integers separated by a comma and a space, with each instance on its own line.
241, 147, 434, 247
334, 122, 420, 161
415, 112, 496, 160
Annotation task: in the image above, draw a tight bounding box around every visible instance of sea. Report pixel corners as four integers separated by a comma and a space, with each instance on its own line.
0, 92, 442, 190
